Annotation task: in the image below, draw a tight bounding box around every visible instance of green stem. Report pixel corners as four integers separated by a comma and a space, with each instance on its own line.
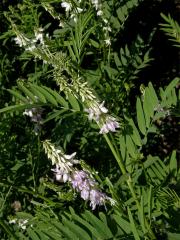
103, 134, 126, 174
103, 133, 156, 239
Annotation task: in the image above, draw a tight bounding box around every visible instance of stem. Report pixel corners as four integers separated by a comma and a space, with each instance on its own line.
103, 133, 156, 239
103, 134, 126, 174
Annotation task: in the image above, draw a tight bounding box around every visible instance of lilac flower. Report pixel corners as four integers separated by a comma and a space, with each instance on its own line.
100, 117, 119, 134
89, 189, 107, 210
71, 170, 113, 210
43, 141, 116, 210
85, 101, 108, 122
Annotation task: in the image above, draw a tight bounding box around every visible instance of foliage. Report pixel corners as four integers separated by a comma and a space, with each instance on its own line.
0, 1, 179, 240
160, 13, 180, 47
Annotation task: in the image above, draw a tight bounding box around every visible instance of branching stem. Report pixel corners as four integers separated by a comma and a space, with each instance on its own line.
103, 133, 156, 239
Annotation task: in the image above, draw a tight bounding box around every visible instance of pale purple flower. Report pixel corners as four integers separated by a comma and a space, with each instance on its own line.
85, 101, 108, 122
43, 141, 116, 210
100, 117, 119, 134
71, 170, 114, 210
81, 188, 90, 200
71, 170, 94, 190
89, 189, 107, 210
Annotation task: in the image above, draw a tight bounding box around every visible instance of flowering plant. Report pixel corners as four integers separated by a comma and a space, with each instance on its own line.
0, 0, 179, 239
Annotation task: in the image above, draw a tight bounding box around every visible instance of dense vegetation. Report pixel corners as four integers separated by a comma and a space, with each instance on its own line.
0, 0, 179, 239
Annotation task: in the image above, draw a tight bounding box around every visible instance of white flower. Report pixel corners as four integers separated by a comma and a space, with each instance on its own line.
99, 101, 108, 113
103, 26, 111, 32
97, 10, 103, 16
9, 219, 17, 224
104, 38, 111, 46
25, 44, 36, 51
14, 36, 29, 47
103, 18, 108, 24
91, 0, 99, 10
52, 164, 71, 182
61, 2, 72, 12
64, 152, 77, 160
85, 101, 108, 122
35, 31, 44, 45
76, 7, 83, 13
18, 219, 28, 230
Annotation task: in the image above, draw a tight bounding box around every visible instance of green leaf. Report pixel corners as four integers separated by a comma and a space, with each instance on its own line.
162, 78, 179, 100
62, 216, 91, 240
136, 98, 146, 135
29, 84, 47, 103
127, 207, 141, 240
42, 86, 68, 108
90, 39, 99, 48
67, 43, 77, 62
148, 185, 153, 220
67, 93, 80, 111
82, 210, 113, 239
126, 135, 136, 158
7, 89, 28, 103
151, 164, 164, 181
167, 232, 180, 240
17, 83, 37, 102
114, 52, 121, 68
34, 86, 58, 106
69, 209, 100, 239
143, 87, 154, 128
53, 221, 78, 239
138, 196, 146, 234
119, 135, 126, 160
26, 228, 40, 240
42, 109, 67, 123
113, 213, 131, 234
169, 150, 177, 176
127, 118, 142, 146
0, 104, 32, 114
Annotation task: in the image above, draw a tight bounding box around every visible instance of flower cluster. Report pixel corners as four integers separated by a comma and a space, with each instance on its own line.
99, 116, 120, 134
9, 218, 29, 230
14, 28, 45, 52
85, 101, 119, 134
61, 1, 83, 23
91, 0, 103, 16
154, 103, 170, 116
23, 107, 43, 135
43, 140, 115, 210
72, 170, 111, 210
85, 101, 108, 122
23, 108, 43, 123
